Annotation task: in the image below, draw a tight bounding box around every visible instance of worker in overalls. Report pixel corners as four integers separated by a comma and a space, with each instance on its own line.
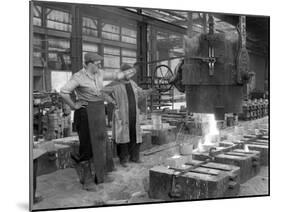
60, 53, 136, 191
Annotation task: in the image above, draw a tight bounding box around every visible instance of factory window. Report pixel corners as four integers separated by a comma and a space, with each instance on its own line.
46, 8, 72, 32
104, 46, 120, 70
155, 28, 184, 69
102, 22, 120, 41
82, 16, 98, 37
33, 34, 44, 67
121, 49, 137, 66
51, 71, 72, 92
121, 27, 137, 44
47, 36, 71, 70
82, 42, 99, 64
33, 34, 45, 91
33, 5, 42, 26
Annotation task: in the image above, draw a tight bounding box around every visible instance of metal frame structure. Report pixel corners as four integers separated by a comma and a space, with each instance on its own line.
31, 1, 268, 95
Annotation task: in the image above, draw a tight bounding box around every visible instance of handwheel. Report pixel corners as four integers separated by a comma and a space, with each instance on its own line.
153, 64, 174, 92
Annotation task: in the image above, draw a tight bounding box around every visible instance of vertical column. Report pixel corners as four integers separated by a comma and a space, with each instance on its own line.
42, 5, 51, 91
70, 5, 83, 74
149, 27, 158, 110
202, 13, 207, 34
137, 21, 148, 83
208, 14, 215, 35
97, 17, 104, 68
187, 12, 193, 37
238, 16, 250, 99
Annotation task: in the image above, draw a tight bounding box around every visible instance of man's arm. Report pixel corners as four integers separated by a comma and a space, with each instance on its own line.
60, 76, 87, 110
102, 68, 137, 81
60, 93, 87, 110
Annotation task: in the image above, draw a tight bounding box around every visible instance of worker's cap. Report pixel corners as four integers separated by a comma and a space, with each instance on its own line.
84, 52, 103, 63
120, 63, 132, 72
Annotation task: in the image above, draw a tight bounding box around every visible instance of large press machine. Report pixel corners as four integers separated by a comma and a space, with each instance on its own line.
154, 15, 253, 120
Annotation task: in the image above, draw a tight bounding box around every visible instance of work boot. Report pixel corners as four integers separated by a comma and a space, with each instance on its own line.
129, 158, 142, 164
80, 161, 97, 191
70, 153, 84, 184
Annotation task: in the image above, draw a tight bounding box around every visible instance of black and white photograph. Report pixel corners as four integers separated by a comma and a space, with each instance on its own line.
29, 0, 269, 211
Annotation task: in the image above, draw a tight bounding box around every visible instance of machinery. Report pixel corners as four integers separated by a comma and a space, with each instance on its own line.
154, 15, 253, 120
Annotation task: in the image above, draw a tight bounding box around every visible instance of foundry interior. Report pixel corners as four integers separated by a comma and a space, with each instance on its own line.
31, 1, 269, 210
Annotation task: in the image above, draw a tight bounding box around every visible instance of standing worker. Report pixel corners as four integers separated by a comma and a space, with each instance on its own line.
103, 63, 154, 167
60, 53, 136, 191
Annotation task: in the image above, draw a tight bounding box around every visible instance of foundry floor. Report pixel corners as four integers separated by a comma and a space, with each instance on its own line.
33, 117, 269, 211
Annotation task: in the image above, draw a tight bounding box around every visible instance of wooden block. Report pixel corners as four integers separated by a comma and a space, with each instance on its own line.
55, 144, 73, 169
165, 155, 192, 168
37, 151, 58, 176
235, 137, 268, 167
247, 144, 268, 166
192, 144, 239, 161
192, 151, 210, 161
149, 160, 240, 200
214, 150, 260, 183
193, 148, 260, 183
239, 143, 268, 166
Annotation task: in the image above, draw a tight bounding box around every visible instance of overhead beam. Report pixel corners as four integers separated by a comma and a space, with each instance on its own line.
95, 6, 187, 34
70, 5, 83, 73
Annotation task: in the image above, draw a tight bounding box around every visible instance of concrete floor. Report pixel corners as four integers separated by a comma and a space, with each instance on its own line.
33, 117, 269, 210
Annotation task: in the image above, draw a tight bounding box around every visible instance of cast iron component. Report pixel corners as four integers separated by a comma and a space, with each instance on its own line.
172, 15, 253, 119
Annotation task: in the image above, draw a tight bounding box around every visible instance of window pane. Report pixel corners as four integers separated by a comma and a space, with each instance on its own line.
121, 27, 137, 38
121, 36, 136, 44
104, 46, 120, 55
102, 32, 119, 41
104, 55, 120, 68
33, 5, 42, 26
103, 23, 120, 33
47, 37, 71, 70
51, 71, 72, 92
83, 17, 97, 29
33, 5, 41, 17
47, 9, 72, 23
82, 17, 98, 37
82, 28, 98, 37
48, 37, 70, 52
48, 53, 71, 70
33, 35, 43, 67
46, 9, 72, 32
102, 23, 120, 40
33, 52, 43, 67
121, 49, 136, 57
122, 57, 136, 65
33, 35, 43, 47
83, 43, 98, 52
33, 17, 42, 26
47, 20, 72, 31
